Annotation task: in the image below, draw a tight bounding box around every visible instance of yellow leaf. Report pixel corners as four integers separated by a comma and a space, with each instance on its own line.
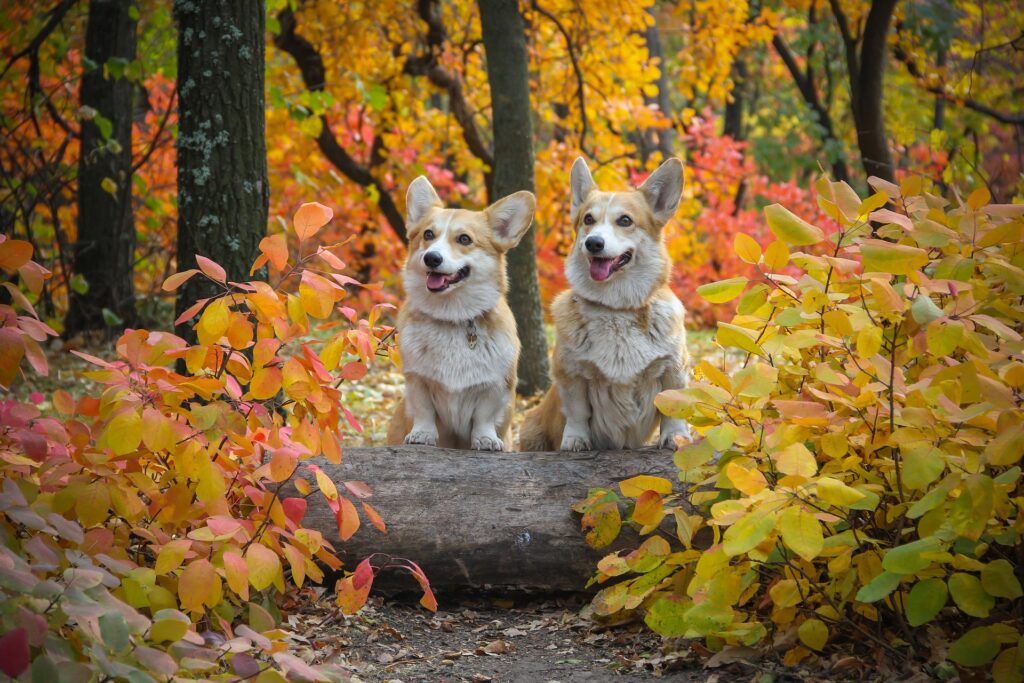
724, 462, 767, 496
315, 469, 339, 500
734, 233, 762, 264
155, 540, 191, 575
716, 322, 765, 356
773, 443, 817, 478
816, 477, 865, 507
860, 240, 929, 275
764, 204, 824, 246
76, 482, 110, 528
197, 297, 230, 344
697, 277, 748, 304
102, 409, 142, 456
985, 424, 1024, 466
246, 544, 282, 592
966, 186, 990, 210
779, 507, 823, 561
619, 475, 673, 497
798, 618, 828, 651
764, 240, 790, 270
856, 325, 883, 359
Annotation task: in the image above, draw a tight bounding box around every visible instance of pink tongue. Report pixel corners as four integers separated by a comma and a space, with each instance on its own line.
590, 258, 615, 281
426, 273, 451, 290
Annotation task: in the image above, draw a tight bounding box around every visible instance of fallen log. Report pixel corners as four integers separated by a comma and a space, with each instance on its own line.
291, 445, 685, 593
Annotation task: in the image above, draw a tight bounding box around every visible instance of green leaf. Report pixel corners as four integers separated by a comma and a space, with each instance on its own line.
948, 627, 1000, 667
926, 320, 963, 356
684, 601, 734, 636
644, 595, 690, 637
910, 295, 944, 324
722, 511, 776, 556
948, 573, 995, 618
906, 578, 947, 626
902, 446, 946, 490
94, 114, 113, 140
883, 537, 943, 574
856, 571, 901, 603
764, 204, 824, 246
981, 559, 1023, 599
99, 611, 130, 653
697, 277, 749, 304
70, 273, 89, 294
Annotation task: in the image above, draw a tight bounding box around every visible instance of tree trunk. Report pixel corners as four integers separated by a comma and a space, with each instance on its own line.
173, 0, 268, 334
290, 446, 689, 591
477, 0, 550, 396
851, 0, 898, 183
641, 10, 675, 160
722, 58, 746, 141
65, 0, 137, 335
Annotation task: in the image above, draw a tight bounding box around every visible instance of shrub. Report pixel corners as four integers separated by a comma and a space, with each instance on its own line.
578, 177, 1024, 679
0, 205, 433, 681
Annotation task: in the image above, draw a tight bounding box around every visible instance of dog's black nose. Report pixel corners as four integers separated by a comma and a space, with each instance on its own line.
585, 236, 605, 254
423, 251, 443, 269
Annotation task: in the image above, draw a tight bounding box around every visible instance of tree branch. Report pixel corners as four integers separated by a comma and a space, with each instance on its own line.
273, 8, 407, 243
530, 0, 591, 158
404, 0, 494, 172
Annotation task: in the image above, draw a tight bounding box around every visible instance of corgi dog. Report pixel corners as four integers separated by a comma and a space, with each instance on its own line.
520, 157, 690, 452
386, 176, 536, 451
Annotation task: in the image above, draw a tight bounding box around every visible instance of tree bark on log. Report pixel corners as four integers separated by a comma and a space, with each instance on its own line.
290, 446, 685, 593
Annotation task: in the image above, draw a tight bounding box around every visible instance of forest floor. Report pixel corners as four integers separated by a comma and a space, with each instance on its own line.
14, 332, 905, 682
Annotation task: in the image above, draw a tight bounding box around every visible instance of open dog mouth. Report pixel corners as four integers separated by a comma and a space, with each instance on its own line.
589, 251, 633, 282
426, 265, 470, 292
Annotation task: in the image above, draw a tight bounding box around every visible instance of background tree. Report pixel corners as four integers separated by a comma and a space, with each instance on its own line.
173, 0, 268, 333
65, 0, 138, 334
478, 0, 549, 394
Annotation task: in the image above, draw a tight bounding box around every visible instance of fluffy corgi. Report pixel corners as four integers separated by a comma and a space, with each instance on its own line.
386, 176, 536, 451
520, 157, 690, 451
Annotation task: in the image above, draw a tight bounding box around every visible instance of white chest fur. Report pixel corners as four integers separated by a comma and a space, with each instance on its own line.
559, 295, 685, 385
400, 316, 517, 391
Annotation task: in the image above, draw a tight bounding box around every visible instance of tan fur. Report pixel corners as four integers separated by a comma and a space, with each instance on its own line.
520, 158, 690, 452
386, 179, 534, 451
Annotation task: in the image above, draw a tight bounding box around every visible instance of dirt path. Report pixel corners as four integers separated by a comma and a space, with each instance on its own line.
286, 595, 712, 682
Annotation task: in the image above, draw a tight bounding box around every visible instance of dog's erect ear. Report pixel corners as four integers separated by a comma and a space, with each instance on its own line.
487, 191, 536, 251
570, 157, 596, 222
406, 176, 443, 224
639, 158, 684, 225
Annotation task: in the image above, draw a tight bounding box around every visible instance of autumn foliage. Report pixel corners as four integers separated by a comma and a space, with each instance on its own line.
0, 205, 434, 680
579, 178, 1024, 678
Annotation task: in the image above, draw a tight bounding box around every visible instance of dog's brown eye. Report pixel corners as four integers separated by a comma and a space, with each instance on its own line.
457, 234, 472, 246
617, 215, 633, 227
583, 213, 595, 225
423, 229, 435, 241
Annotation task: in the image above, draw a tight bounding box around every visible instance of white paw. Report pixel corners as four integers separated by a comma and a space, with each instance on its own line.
560, 434, 592, 452
405, 430, 438, 446
472, 435, 505, 451
659, 425, 692, 449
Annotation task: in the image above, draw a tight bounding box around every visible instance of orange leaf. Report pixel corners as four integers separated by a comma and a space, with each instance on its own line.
336, 496, 360, 541
335, 574, 371, 615
195, 255, 227, 284
362, 502, 386, 533
249, 366, 282, 400
178, 558, 221, 611
341, 361, 368, 381
259, 233, 289, 271
344, 481, 372, 499
223, 551, 249, 601
293, 202, 333, 241
269, 448, 298, 482
162, 269, 200, 291
0, 328, 25, 387
322, 434, 343, 465
0, 239, 33, 271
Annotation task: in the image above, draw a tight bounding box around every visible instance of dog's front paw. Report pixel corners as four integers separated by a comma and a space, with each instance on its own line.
659, 425, 692, 449
560, 434, 592, 452
472, 435, 505, 451
404, 429, 438, 446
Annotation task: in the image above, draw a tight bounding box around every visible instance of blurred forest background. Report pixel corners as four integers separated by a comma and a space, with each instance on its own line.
1, 0, 1021, 393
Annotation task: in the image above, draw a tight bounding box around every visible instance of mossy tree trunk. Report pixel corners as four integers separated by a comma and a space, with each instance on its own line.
65, 0, 138, 335
173, 0, 268, 336
478, 0, 550, 396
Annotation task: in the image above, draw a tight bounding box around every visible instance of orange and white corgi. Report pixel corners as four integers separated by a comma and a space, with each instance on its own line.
387, 176, 536, 451
520, 157, 690, 451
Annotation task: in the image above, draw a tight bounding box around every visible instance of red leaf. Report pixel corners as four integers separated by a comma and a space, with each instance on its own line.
281, 498, 307, 526
344, 481, 373, 499
342, 407, 363, 433
352, 558, 373, 590
174, 298, 209, 326
195, 255, 227, 284
0, 628, 29, 678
